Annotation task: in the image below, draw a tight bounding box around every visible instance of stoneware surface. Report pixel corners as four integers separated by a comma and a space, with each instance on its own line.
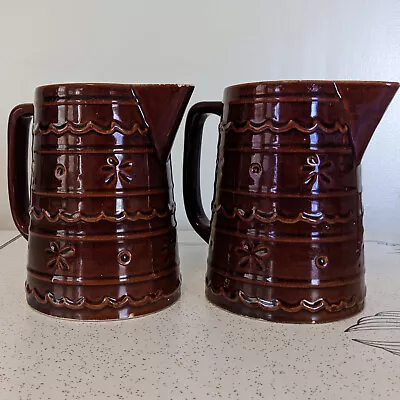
0, 230, 399, 399
183, 80, 399, 323
8, 83, 194, 320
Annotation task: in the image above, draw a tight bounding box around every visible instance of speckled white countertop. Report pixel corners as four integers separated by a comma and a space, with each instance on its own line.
0, 229, 399, 400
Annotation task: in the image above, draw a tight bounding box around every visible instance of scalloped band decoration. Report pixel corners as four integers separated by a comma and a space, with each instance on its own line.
25, 282, 180, 310
30, 206, 175, 223
214, 205, 354, 225
206, 282, 358, 313
220, 119, 348, 134
33, 120, 148, 136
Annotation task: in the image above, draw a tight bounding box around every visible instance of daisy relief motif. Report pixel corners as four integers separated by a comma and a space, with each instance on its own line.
101, 155, 134, 186
236, 240, 269, 271
46, 241, 75, 271
301, 154, 332, 188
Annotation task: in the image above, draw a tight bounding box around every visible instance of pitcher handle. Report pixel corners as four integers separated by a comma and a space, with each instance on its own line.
183, 102, 223, 243
8, 104, 34, 240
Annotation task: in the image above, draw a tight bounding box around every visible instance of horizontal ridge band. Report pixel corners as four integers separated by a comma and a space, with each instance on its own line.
209, 267, 364, 288
32, 189, 169, 198
34, 148, 154, 154
224, 147, 352, 154
30, 226, 175, 241
27, 267, 178, 286
219, 188, 358, 198
214, 227, 358, 243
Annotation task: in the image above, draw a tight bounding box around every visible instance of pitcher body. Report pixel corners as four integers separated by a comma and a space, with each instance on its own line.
8, 83, 193, 320
183, 80, 398, 323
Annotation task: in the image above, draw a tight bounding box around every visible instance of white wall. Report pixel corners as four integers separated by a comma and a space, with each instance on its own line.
0, 0, 399, 235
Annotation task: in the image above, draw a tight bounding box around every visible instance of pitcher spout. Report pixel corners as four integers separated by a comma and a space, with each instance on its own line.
336, 81, 399, 164
134, 84, 194, 162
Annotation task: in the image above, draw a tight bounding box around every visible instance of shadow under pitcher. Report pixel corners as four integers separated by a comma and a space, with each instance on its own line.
8, 83, 193, 320
183, 80, 398, 323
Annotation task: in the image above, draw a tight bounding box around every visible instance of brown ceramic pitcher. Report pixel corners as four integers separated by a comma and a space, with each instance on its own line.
8, 83, 193, 320
183, 80, 398, 323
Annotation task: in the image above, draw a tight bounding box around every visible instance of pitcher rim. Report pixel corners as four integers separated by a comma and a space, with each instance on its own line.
36, 82, 194, 90
226, 80, 399, 90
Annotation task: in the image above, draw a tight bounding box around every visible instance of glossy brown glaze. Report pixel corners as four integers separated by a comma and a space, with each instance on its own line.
8, 83, 194, 320
183, 80, 398, 323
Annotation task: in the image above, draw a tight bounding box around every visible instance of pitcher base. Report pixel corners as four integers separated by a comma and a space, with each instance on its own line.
26, 287, 181, 321
205, 287, 364, 323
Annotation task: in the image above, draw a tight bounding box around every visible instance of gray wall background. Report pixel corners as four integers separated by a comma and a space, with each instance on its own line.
0, 0, 399, 234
